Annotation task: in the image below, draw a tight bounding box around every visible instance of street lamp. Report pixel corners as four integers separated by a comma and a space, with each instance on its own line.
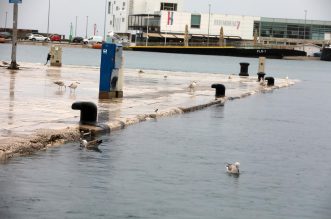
75, 16, 77, 37
5, 11, 8, 31
207, 4, 211, 46
9, 3, 19, 70
103, 0, 107, 40
85, 16, 89, 38
304, 10, 307, 40
146, 13, 149, 46
47, 0, 50, 37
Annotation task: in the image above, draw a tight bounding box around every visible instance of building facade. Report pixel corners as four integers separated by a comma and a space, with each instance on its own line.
107, 0, 184, 34
107, 0, 331, 44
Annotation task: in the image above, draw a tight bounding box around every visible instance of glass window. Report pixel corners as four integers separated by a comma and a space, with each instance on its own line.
108, 2, 111, 14
191, 14, 201, 29
160, 3, 177, 11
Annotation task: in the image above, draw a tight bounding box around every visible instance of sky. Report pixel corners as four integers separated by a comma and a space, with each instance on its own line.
0, 0, 331, 37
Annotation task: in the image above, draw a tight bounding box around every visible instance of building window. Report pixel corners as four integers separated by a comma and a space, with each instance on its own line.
122, 18, 125, 22
116, 6, 119, 11
160, 3, 177, 11
108, 2, 111, 14
191, 14, 201, 29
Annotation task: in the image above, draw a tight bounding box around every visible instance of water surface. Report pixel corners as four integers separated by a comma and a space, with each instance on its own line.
1, 44, 331, 218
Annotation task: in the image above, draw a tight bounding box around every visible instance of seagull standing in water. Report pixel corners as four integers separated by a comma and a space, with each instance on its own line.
54, 81, 66, 90
226, 162, 240, 174
68, 82, 80, 92
188, 81, 197, 92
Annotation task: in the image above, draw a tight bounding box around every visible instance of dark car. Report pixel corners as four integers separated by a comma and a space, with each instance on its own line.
72, 36, 84, 43
0, 32, 12, 39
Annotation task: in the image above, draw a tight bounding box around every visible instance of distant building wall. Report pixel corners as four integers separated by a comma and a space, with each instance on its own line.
160, 11, 259, 40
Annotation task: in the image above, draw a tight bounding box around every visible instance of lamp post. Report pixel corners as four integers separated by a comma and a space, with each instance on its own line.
9, 3, 19, 70
207, 4, 211, 46
47, 0, 50, 38
304, 10, 307, 40
85, 16, 88, 38
5, 11, 8, 31
75, 16, 77, 37
103, 0, 107, 40
146, 13, 149, 46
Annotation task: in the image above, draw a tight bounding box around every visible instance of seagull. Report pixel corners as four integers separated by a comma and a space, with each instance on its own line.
68, 82, 80, 92
54, 81, 66, 90
2, 61, 9, 66
80, 138, 102, 150
188, 81, 197, 91
226, 162, 240, 174
138, 69, 144, 74
154, 108, 159, 113
228, 75, 233, 79
259, 79, 267, 86
164, 75, 168, 79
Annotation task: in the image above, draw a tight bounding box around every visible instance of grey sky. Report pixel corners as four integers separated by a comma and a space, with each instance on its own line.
1, 0, 331, 37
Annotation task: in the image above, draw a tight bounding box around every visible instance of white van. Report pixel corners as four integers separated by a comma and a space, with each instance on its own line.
83, 36, 103, 44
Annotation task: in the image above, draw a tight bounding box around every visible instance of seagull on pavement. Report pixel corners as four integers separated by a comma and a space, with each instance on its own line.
188, 81, 197, 91
68, 82, 80, 92
54, 81, 66, 90
226, 162, 240, 174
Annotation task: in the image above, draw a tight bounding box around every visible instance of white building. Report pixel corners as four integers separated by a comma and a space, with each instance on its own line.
159, 11, 259, 40
107, 0, 184, 34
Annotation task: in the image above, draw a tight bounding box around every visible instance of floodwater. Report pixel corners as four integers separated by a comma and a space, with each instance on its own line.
1, 44, 331, 218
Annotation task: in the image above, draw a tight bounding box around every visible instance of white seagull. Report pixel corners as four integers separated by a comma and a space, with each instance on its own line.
54, 81, 66, 90
68, 82, 80, 92
80, 138, 103, 150
226, 162, 240, 174
188, 81, 197, 91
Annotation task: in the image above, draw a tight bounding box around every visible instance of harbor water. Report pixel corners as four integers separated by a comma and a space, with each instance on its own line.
1, 44, 331, 218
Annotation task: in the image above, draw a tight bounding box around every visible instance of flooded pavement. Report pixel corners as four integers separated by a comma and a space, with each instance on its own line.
0, 62, 293, 158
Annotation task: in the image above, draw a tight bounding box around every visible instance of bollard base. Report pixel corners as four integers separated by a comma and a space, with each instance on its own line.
50, 62, 62, 67
99, 91, 123, 99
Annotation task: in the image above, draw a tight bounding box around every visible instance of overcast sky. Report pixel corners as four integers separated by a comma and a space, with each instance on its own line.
0, 0, 330, 37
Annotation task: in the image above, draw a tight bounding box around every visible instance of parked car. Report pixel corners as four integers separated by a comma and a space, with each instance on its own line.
83, 36, 103, 44
72, 36, 84, 43
25, 33, 34, 40
50, 34, 61, 41
0, 32, 12, 39
28, 34, 49, 41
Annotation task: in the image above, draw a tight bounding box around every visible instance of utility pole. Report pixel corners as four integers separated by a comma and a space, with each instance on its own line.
47, 0, 50, 37
75, 16, 77, 37
146, 13, 149, 46
85, 16, 88, 38
103, 0, 107, 40
5, 11, 8, 31
304, 10, 307, 40
207, 4, 211, 46
9, 3, 19, 70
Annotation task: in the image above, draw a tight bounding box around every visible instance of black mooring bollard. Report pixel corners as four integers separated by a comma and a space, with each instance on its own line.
265, 77, 275, 86
211, 84, 226, 98
257, 72, 266, 81
239, 62, 250, 76
72, 101, 97, 125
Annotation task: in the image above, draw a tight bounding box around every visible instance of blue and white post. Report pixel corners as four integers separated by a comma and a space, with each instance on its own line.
99, 43, 124, 99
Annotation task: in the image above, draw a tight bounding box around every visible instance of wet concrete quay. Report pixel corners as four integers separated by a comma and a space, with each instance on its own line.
0, 62, 295, 160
